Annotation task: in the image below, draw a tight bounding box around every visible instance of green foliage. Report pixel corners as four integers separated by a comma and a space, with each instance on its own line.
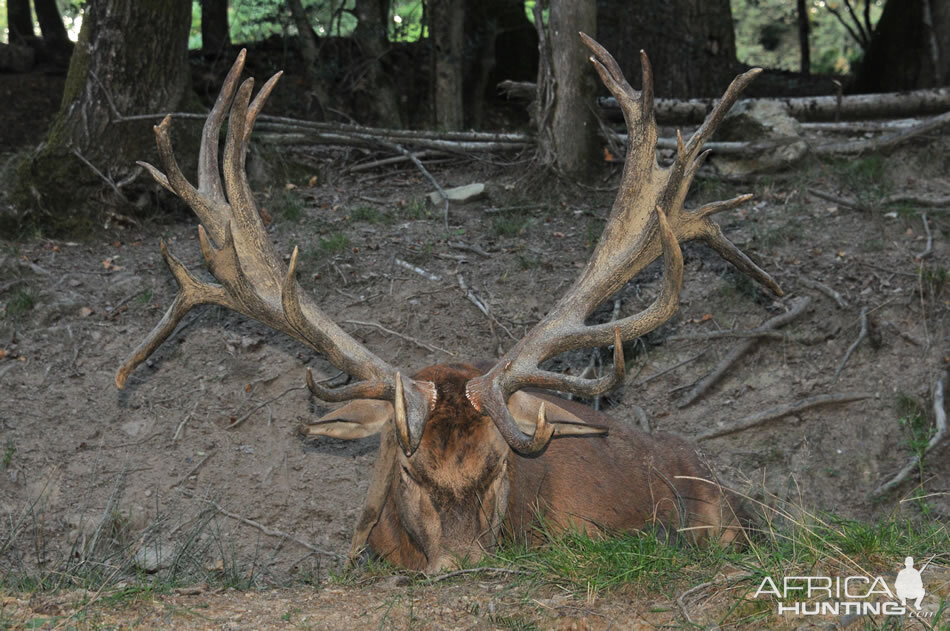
390, 0, 424, 42
731, 0, 884, 74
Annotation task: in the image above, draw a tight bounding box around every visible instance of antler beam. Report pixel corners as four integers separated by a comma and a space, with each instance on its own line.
115, 51, 436, 456
467, 34, 782, 454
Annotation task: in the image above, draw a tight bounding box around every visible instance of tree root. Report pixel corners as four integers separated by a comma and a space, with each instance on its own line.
872, 377, 947, 497
678, 297, 810, 408
834, 307, 868, 381
697, 392, 871, 441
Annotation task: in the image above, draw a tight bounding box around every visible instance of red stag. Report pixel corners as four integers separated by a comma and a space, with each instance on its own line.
117, 35, 781, 572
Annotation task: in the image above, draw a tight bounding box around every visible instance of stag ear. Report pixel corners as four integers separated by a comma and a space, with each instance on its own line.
299, 400, 393, 439
506, 392, 608, 438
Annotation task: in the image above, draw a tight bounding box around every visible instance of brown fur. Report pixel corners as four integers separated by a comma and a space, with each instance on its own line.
366, 364, 740, 572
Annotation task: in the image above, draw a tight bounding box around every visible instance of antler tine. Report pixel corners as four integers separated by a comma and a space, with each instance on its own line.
246, 71, 283, 141
147, 117, 228, 240
198, 49, 246, 205
115, 241, 234, 388
118, 52, 439, 455
467, 36, 782, 454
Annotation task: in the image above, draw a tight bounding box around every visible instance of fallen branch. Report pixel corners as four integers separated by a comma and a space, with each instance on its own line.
71, 148, 131, 206
872, 377, 947, 497
798, 276, 849, 309
447, 240, 491, 258
809, 188, 950, 212
834, 307, 868, 381
678, 297, 810, 408
502, 80, 950, 124
669, 329, 786, 342
206, 498, 343, 560
226, 386, 306, 429
637, 351, 707, 385
344, 319, 455, 356
368, 137, 451, 231
346, 150, 441, 173
916, 213, 933, 260
394, 258, 441, 281
814, 110, 950, 155
697, 392, 871, 441
457, 274, 517, 341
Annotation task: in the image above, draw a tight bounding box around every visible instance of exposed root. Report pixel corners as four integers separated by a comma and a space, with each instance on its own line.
678, 297, 810, 408
834, 307, 868, 381
872, 377, 947, 497
697, 392, 872, 441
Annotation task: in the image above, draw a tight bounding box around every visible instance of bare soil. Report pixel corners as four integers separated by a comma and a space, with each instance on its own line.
2, 97, 950, 628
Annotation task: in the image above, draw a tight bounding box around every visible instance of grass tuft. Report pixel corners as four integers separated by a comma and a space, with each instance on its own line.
4, 288, 36, 319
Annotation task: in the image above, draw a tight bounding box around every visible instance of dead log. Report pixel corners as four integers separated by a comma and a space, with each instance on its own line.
501, 80, 950, 124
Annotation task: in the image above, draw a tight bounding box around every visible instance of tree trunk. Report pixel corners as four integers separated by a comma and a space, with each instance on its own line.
7, 0, 34, 45
201, 0, 230, 56
463, 0, 536, 129
34, 0, 69, 47
287, 0, 328, 118
797, 0, 810, 75
12, 0, 192, 231
430, 0, 465, 130
596, 0, 738, 98
353, 0, 403, 127
545, 0, 599, 177
853, 0, 949, 92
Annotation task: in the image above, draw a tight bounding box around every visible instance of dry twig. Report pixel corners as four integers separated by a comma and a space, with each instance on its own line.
205, 498, 343, 560
798, 276, 849, 309
226, 386, 306, 429
394, 258, 440, 282
677, 571, 753, 626
834, 307, 868, 381
678, 297, 810, 408
697, 392, 871, 441
916, 213, 933, 260
170, 451, 214, 488
637, 351, 706, 385
872, 377, 947, 497
344, 320, 455, 356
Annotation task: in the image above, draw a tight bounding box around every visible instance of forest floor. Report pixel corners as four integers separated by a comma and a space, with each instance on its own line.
1, 64, 950, 629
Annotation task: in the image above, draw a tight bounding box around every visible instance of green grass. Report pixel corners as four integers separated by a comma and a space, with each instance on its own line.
751, 218, 803, 249
318, 232, 351, 256
493, 212, 529, 237
273, 190, 304, 222
350, 205, 388, 224
1, 487, 947, 631
399, 198, 429, 220
4, 288, 35, 319
2, 440, 14, 470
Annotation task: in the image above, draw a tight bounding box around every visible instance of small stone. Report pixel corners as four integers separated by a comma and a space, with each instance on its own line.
427, 183, 485, 205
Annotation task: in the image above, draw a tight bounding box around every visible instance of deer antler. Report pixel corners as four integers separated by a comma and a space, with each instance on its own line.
466, 34, 782, 454
115, 51, 436, 456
